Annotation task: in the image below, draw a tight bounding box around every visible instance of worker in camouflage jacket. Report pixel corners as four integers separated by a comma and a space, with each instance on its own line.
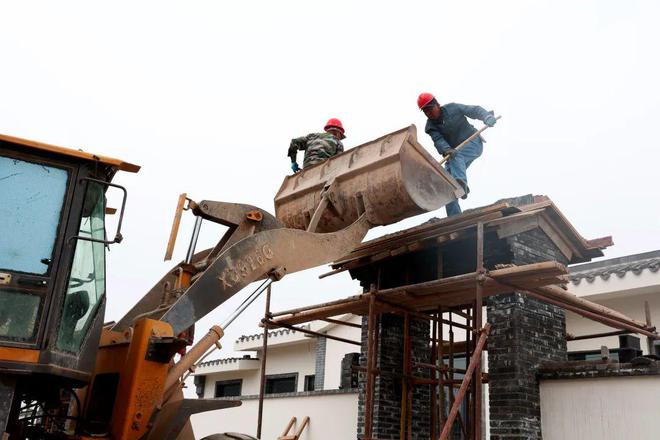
417, 93, 497, 217
288, 118, 345, 172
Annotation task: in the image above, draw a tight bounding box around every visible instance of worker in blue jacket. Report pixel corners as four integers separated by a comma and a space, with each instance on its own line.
417, 92, 497, 217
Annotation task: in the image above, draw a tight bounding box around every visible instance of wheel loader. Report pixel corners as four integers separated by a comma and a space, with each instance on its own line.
0, 126, 462, 439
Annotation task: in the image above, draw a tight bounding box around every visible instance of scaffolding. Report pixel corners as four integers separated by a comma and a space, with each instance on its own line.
250, 205, 656, 440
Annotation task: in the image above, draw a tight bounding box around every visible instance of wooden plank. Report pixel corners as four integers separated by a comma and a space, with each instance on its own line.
164, 193, 188, 261
348, 231, 468, 273
533, 285, 650, 329
494, 214, 539, 239
375, 262, 566, 298
387, 276, 567, 310
333, 206, 511, 265
538, 214, 578, 261
270, 295, 363, 318
272, 262, 568, 325
269, 298, 369, 327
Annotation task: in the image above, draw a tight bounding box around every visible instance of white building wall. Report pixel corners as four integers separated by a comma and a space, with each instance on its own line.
540, 376, 660, 440
566, 291, 660, 354
202, 341, 318, 397
260, 341, 317, 392
323, 315, 361, 390
203, 370, 262, 398
191, 391, 359, 439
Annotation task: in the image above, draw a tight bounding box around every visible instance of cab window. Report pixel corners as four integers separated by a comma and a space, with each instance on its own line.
0, 155, 69, 275
56, 181, 106, 352
0, 154, 69, 342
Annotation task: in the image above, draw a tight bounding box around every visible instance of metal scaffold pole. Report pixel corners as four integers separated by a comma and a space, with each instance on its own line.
475, 222, 485, 440
256, 284, 272, 439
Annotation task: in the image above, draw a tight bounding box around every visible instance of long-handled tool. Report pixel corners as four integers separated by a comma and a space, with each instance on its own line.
438, 115, 502, 166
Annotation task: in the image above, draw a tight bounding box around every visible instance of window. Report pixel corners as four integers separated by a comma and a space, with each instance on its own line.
214, 380, 242, 398
304, 375, 315, 391
568, 350, 621, 362
0, 155, 69, 275
56, 181, 106, 352
0, 289, 41, 342
0, 154, 69, 342
265, 373, 298, 394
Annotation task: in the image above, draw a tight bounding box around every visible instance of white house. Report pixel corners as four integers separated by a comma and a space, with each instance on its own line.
540, 249, 660, 440
565, 249, 660, 357
191, 315, 362, 439
191, 250, 660, 439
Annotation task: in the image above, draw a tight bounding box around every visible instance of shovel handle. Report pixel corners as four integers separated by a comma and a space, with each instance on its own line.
438, 115, 501, 166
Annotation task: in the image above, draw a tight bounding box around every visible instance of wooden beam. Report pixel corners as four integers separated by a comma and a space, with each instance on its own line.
333, 205, 511, 265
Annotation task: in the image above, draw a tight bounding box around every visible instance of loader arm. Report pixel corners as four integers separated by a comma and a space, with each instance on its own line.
112, 200, 285, 331
161, 213, 370, 334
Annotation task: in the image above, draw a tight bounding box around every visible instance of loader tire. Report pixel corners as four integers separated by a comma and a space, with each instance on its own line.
200, 434, 258, 440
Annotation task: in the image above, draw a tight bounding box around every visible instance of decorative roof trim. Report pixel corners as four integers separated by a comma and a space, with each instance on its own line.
235, 324, 312, 344
570, 250, 660, 284
197, 356, 258, 369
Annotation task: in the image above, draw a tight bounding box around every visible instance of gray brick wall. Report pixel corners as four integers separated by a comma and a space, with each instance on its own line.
340, 352, 360, 389
315, 335, 326, 390
487, 228, 569, 440
357, 314, 431, 439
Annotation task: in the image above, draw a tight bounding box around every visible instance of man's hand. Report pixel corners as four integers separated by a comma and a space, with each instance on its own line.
484, 115, 497, 127
442, 149, 457, 160
291, 162, 301, 173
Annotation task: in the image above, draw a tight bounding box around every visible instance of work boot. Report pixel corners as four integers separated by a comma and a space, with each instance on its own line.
457, 179, 470, 200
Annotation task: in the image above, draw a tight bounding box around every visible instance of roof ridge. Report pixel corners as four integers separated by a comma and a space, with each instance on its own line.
235, 323, 311, 344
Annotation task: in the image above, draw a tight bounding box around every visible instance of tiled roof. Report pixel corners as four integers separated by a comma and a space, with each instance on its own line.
570, 250, 660, 284
333, 194, 612, 269
197, 356, 257, 369
235, 324, 311, 344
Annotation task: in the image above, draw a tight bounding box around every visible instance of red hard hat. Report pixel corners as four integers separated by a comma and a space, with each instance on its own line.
324, 118, 345, 137
417, 92, 435, 110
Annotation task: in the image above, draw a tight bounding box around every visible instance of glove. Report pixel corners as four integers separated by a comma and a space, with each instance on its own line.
484, 115, 497, 127
291, 162, 301, 173
442, 149, 457, 160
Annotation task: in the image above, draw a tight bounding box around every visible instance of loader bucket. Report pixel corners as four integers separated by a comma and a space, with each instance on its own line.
274, 125, 464, 232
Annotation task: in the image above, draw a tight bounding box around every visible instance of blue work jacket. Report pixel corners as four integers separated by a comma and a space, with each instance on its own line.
424, 103, 492, 154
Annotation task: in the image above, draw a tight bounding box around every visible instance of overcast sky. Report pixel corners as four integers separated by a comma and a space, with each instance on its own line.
2, 1, 659, 370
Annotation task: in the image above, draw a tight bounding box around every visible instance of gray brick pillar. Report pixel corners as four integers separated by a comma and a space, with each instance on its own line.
314, 335, 326, 390
340, 353, 360, 389
357, 314, 431, 440
487, 229, 569, 440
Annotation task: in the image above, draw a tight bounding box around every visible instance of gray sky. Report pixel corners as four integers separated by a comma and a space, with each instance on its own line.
2, 1, 659, 366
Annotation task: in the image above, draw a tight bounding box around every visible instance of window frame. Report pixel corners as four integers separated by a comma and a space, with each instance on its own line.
304, 374, 315, 392
55, 179, 107, 353
265, 373, 299, 394
214, 379, 243, 398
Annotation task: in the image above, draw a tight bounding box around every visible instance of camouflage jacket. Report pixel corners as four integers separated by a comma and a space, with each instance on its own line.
288, 132, 344, 168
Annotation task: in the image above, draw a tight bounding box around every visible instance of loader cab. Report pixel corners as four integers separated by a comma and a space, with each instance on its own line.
0, 133, 139, 383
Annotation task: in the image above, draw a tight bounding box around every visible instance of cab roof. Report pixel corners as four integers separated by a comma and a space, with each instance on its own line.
0, 132, 140, 173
